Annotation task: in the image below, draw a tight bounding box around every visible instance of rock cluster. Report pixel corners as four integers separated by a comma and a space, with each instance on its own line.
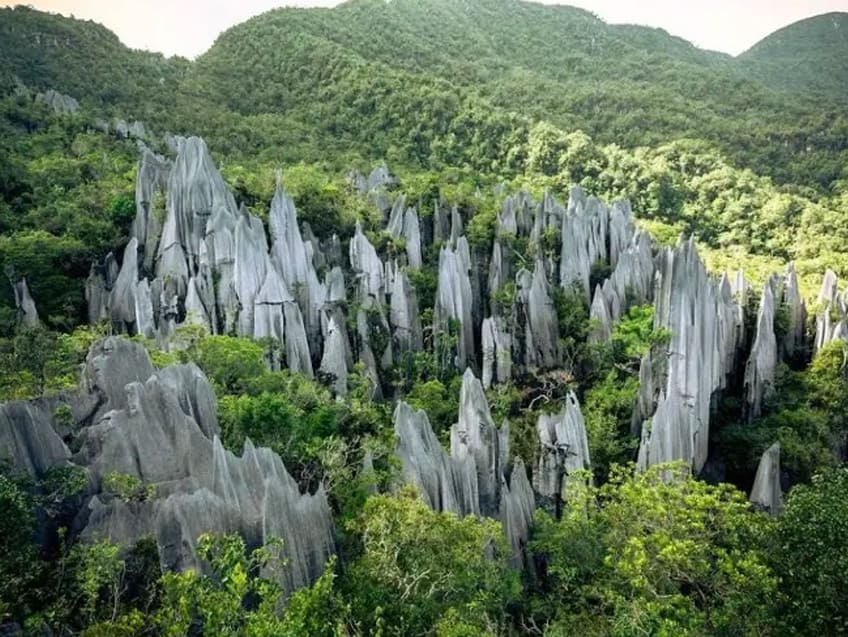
0, 337, 335, 595
814, 269, 848, 351
636, 239, 744, 473
37, 88, 79, 114
394, 369, 535, 567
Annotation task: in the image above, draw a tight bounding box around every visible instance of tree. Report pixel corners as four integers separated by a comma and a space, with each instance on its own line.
773, 468, 848, 636
531, 464, 777, 636
343, 488, 519, 635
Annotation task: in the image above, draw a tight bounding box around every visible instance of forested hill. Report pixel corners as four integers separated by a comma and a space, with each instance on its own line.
0, 5, 187, 118
3, 2, 848, 635
740, 12, 848, 100
188, 0, 848, 190
1, 2, 847, 193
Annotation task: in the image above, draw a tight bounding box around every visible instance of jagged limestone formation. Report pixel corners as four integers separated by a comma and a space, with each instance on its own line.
269, 181, 323, 347
12, 277, 39, 327
435, 243, 475, 370
0, 336, 335, 596
349, 222, 385, 299
814, 269, 848, 352
133, 149, 170, 270
589, 231, 655, 342
386, 197, 422, 269
0, 398, 71, 477
534, 393, 591, 512
481, 316, 512, 389
87, 137, 325, 379
518, 260, 561, 369
782, 263, 806, 359
389, 269, 423, 353
749, 442, 783, 515
393, 369, 535, 567
38, 89, 79, 114
319, 316, 348, 396
744, 278, 777, 421
636, 238, 743, 474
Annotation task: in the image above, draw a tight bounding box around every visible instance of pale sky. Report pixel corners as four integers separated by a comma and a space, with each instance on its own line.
3, 0, 847, 58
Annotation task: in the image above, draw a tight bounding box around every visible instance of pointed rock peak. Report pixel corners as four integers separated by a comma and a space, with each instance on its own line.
750, 442, 783, 515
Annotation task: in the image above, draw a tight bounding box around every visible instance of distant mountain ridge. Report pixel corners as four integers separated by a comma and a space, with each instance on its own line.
0, 1, 846, 192
740, 11, 848, 99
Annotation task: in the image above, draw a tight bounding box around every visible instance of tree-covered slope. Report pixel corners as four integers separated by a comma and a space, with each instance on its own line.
189, 0, 848, 191
740, 12, 848, 99
0, 5, 187, 120
2, 2, 846, 192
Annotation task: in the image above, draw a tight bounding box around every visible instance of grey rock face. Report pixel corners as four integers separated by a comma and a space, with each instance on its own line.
534, 393, 591, 509
386, 199, 422, 268
12, 278, 39, 327
560, 186, 612, 301
435, 243, 475, 370
0, 399, 71, 477
518, 260, 560, 369
749, 442, 783, 515
452, 369, 502, 516
481, 316, 512, 389
781, 263, 806, 359
132, 149, 170, 270
744, 279, 777, 421
350, 222, 385, 299
38, 89, 79, 114
269, 182, 323, 346
389, 269, 423, 353
814, 269, 847, 352
393, 368, 535, 568
319, 316, 348, 396
0, 336, 334, 597
636, 238, 742, 474
589, 232, 655, 341
394, 401, 476, 515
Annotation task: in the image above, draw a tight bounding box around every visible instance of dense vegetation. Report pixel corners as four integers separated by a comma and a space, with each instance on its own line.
0, 1, 847, 635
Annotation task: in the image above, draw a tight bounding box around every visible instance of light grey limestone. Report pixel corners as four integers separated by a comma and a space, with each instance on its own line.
636, 238, 742, 474
12, 278, 39, 327
389, 269, 423, 353
749, 442, 783, 515
481, 316, 512, 389
534, 392, 591, 507
744, 279, 777, 421
435, 243, 475, 370
38, 89, 79, 114
319, 316, 348, 396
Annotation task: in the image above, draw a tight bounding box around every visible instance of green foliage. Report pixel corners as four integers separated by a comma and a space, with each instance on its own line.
103, 472, 155, 503
186, 336, 267, 393
718, 342, 848, 485
0, 470, 41, 621
773, 467, 848, 636
531, 464, 778, 636
343, 488, 518, 635
71, 537, 126, 625
153, 533, 287, 636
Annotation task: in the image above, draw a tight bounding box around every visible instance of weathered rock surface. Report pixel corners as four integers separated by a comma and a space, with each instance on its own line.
38, 89, 79, 114
481, 316, 512, 389
12, 278, 39, 327
394, 369, 535, 567
749, 442, 783, 515
636, 238, 743, 473
814, 269, 848, 352
435, 243, 475, 369
744, 279, 777, 421
534, 393, 591, 511
0, 337, 335, 596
